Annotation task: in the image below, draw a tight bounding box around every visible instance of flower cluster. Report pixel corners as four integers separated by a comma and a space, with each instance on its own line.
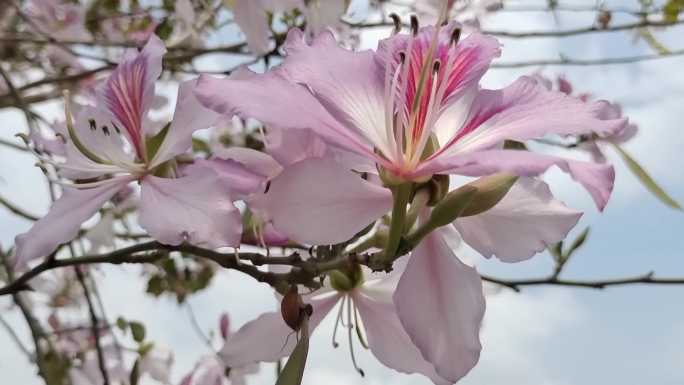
7, 1, 648, 385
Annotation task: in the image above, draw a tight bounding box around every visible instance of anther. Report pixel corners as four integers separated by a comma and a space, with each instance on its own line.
102, 125, 110, 136
398, 51, 406, 63
433, 59, 441, 73
410, 15, 419, 36
389, 13, 401, 34
450, 27, 462, 46
111, 121, 121, 134
88, 118, 97, 131
264, 180, 271, 193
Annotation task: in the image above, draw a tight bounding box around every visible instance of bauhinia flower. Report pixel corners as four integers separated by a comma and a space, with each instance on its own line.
195, 22, 627, 211
194, 20, 618, 382
218, 261, 452, 384
13, 35, 241, 268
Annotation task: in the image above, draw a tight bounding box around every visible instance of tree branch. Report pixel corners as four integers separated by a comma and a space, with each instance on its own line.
491, 49, 684, 68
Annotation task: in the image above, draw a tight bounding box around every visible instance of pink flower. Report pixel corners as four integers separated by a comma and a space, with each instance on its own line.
13, 35, 241, 268
181, 355, 258, 385
194, 22, 606, 382
218, 262, 450, 384
196, 23, 626, 211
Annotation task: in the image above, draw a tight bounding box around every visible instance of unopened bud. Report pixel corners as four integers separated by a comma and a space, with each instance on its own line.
428, 185, 478, 228
459, 173, 518, 217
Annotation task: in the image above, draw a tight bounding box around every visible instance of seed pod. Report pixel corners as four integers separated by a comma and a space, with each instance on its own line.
281, 286, 306, 331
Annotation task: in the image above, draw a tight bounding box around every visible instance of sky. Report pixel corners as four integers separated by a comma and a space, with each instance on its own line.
0, 1, 683, 385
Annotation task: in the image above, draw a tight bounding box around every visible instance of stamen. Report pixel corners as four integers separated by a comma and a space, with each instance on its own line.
331, 296, 345, 348
346, 297, 365, 377
352, 304, 369, 349
102, 125, 110, 136
450, 27, 462, 46
88, 118, 97, 131
389, 13, 401, 35
111, 121, 121, 134
433, 59, 441, 73
410, 15, 419, 36
398, 51, 406, 63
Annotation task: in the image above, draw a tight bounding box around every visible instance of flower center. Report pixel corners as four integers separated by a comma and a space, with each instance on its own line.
381, 18, 463, 173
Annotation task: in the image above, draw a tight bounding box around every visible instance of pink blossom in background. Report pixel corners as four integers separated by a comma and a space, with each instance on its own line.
13, 35, 242, 268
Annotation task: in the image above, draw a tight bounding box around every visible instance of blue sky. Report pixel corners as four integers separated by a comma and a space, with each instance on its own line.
1, 1, 683, 384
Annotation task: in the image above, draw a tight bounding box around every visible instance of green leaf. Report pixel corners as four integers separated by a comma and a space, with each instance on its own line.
129, 321, 146, 343
275, 317, 310, 385
146, 122, 170, 161
130, 358, 140, 385
664, 0, 684, 22
192, 138, 211, 154
115, 317, 128, 331
612, 143, 681, 210
565, 227, 590, 258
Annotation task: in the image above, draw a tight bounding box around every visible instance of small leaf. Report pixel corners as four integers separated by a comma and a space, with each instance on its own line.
549, 241, 563, 262
275, 317, 310, 385
146, 122, 170, 161
664, 0, 684, 22
565, 227, 590, 258
129, 321, 146, 343
130, 358, 140, 385
116, 317, 128, 331
612, 143, 681, 210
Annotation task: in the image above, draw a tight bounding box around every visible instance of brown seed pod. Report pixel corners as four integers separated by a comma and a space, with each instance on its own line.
281, 286, 307, 331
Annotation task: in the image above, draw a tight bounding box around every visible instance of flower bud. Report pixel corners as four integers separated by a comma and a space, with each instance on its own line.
328, 264, 363, 292
459, 173, 519, 217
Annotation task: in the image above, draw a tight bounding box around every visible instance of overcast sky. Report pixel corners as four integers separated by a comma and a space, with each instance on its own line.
1, 1, 683, 385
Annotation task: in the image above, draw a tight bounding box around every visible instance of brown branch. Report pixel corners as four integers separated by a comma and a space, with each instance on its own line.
74, 267, 110, 385
480, 271, 684, 292
351, 19, 684, 38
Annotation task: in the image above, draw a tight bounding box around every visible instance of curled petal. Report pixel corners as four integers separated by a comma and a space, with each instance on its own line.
262, 157, 393, 245
13, 176, 133, 268
423, 149, 615, 210
139, 167, 241, 248
455, 177, 582, 262
394, 231, 485, 383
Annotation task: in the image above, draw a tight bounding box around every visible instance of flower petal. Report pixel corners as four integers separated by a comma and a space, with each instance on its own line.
394, 231, 485, 383
353, 290, 449, 385
194, 70, 378, 161
454, 177, 582, 263
423, 149, 615, 210
139, 167, 241, 248
280, 29, 393, 158
100, 34, 166, 158
150, 80, 220, 166
232, 0, 271, 54
219, 292, 340, 367
434, 76, 627, 158
13, 176, 132, 268
263, 157, 393, 245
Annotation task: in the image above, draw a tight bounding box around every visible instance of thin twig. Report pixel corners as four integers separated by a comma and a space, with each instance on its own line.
74, 267, 110, 385
492, 49, 684, 68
